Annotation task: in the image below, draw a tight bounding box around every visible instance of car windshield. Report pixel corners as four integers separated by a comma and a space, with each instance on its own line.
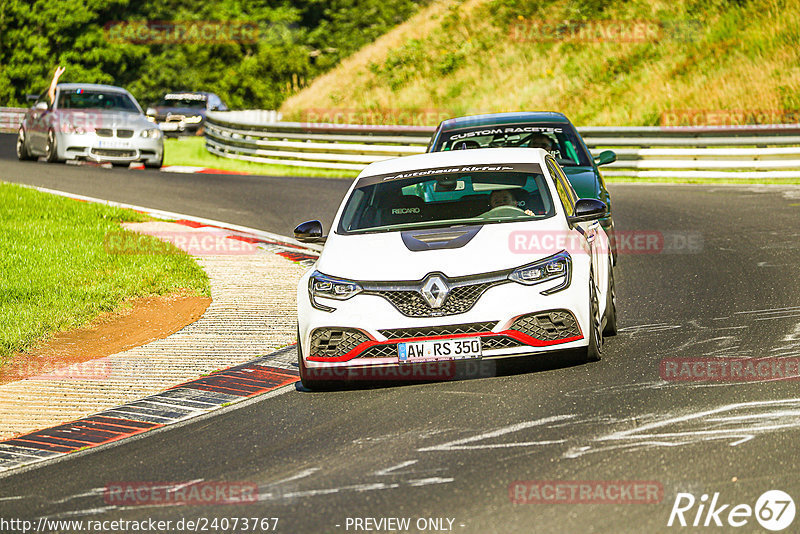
337, 163, 555, 234
57, 90, 140, 112
157, 95, 206, 108
432, 122, 592, 167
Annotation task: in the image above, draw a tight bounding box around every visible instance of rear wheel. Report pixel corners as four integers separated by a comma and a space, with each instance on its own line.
16, 128, 33, 160
583, 273, 603, 362
603, 262, 618, 336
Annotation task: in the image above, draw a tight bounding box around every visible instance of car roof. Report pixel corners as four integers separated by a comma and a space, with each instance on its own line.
436, 111, 570, 130
359, 147, 550, 178
57, 83, 130, 93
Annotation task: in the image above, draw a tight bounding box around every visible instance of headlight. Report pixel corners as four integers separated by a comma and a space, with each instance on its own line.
183, 115, 203, 124
140, 128, 161, 139
308, 271, 362, 311
509, 250, 571, 294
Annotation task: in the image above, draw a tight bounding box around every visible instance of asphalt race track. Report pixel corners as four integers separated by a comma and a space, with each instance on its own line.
2, 132, 800, 532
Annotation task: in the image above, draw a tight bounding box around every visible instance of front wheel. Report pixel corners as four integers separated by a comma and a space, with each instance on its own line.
583, 273, 603, 362
16, 128, 34, 160
297, 326, 331, 390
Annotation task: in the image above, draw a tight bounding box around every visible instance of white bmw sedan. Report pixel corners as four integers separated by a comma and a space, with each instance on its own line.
294, 148, 616, 389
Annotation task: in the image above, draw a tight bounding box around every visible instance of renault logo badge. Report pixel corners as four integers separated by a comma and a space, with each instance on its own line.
420, 275, 450, 308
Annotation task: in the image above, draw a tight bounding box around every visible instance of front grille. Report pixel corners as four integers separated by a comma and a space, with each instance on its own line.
96, 128, 113, 137
380, 321, 497, 340
92, 148, 136, 157
373, 281, 498, 318
510, 310, 580, 341
116, 129, 133, 138
309, 328, 369, 358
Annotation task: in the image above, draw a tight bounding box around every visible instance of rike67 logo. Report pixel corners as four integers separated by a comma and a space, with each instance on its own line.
668, 490, 795, 531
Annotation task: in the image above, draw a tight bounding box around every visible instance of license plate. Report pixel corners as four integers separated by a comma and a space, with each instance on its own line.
158, 122, 180, 131
97, 140, 130, 148
398, 337, 482, 363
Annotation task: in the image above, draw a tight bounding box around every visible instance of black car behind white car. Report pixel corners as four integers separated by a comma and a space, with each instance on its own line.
145, 92, 227, 136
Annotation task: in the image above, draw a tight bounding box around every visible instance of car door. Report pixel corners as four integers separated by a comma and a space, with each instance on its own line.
27, 93, 51, 152
547, 156, 604, 297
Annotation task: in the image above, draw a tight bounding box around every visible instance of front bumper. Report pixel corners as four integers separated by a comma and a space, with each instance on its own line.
58, 132, 163, 164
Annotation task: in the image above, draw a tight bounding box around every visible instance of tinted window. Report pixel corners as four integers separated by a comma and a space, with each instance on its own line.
338, 164, 555, 234
432, 122, 592, 167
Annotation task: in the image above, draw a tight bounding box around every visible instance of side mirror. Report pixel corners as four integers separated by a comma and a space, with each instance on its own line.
568, 199, 607, 225
593, 150, 616, 166
294, 220, 326, 243
34, 101, 48, 111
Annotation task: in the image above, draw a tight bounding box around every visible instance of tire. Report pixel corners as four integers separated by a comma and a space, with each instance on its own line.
583, 273, 603, 362
16, 128, 33, 161
44, 129, 59, 163
603, 262, 618, 336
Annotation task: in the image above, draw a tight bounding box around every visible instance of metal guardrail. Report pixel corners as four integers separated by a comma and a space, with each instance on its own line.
203, 112, 800, 179
0, 107, 27, 134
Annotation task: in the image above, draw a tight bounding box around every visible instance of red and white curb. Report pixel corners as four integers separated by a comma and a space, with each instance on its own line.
65, 160, 251, 175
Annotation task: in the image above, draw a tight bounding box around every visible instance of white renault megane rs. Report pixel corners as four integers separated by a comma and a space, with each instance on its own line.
294, 148, 616, 389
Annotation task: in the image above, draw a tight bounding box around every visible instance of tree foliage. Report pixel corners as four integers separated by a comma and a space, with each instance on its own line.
0, 0, 429, 108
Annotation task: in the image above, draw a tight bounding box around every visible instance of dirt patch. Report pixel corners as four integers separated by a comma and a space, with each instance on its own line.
0, 293, 211, 385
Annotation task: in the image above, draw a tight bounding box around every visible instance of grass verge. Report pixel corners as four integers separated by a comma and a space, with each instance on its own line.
0, 182, 210, 363
163, 136, 359, 179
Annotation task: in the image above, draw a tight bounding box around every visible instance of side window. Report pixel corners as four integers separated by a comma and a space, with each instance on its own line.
547, 158, 574, 216
555, 163, 578, 205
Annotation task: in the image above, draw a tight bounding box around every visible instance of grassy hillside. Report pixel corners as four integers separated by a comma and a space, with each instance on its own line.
280, 0, 800, 126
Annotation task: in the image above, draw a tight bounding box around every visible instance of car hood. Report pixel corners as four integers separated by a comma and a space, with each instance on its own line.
316, 218, 569, 281
54, 110, 152, 130
562, 166, 600, 200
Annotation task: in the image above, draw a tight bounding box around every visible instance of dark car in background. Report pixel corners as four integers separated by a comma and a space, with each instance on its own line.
145, 92, 227, 136
427, 112, 618, 262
